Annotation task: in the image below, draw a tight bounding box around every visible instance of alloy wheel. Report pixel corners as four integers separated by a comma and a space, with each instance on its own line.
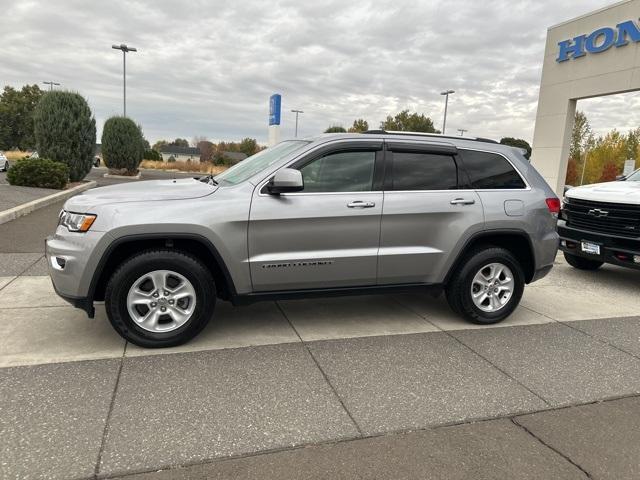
126, 270, 197, 333
470, 262, 515, 313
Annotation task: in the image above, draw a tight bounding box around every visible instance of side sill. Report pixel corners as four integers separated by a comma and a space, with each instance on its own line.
231, 283, 443, 306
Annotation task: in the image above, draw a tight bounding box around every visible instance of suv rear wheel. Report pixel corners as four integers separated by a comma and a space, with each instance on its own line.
563, 252, 603, 271
446, 247, 525, 324
105, 249, 215, 348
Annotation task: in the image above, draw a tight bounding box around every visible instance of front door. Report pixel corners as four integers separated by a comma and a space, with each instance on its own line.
249, 143, 384, 292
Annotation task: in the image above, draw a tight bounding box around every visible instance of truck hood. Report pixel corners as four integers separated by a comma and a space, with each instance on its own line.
64, 178, 217, 211
566, 180, 640, 205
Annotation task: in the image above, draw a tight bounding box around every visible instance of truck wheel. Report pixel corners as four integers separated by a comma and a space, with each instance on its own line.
105, 250, 215, 348
446, 247, 525, 325
563, 252, 603, 271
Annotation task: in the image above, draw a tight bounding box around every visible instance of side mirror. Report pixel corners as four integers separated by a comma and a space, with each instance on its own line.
615, 174, 626, 181
267, 168, 304, 194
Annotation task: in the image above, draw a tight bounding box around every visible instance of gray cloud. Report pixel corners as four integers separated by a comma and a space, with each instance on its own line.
1, 0, 623, 145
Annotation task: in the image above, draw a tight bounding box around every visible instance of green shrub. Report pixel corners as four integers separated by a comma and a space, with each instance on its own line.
7, 157, 69, 189
143, 149, 161, 161
33, 91, 96, 182
101, 116, 144, 174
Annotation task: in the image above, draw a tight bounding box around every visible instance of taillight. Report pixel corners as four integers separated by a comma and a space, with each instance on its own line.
546, 198, 561, 216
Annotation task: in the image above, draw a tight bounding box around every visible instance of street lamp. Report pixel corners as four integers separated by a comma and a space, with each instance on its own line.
291, 109, 304, 137
440, 90, 455, 135
112, 44, 137, 117
42, 81, 60, 91
457, 128, 468, 136
580, 149, 590, 185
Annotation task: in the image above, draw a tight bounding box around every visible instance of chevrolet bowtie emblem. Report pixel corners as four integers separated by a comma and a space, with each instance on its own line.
587, 208, 609, 218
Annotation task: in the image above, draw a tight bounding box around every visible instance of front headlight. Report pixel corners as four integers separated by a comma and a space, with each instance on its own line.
59, 210, 97, 232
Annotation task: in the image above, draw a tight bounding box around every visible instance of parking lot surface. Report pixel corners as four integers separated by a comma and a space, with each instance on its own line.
1, 171, 640, 479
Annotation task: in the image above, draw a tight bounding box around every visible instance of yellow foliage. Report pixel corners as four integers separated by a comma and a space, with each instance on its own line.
582, 130, 631, 184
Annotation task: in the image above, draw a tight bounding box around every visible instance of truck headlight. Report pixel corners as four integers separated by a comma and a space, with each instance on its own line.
59, 210, 97, 232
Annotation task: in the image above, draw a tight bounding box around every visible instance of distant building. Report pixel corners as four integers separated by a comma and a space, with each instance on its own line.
159, 146, 200, 162
159, 146, 248, 164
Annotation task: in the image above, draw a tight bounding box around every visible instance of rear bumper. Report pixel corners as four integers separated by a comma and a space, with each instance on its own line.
557, 220, 640, 270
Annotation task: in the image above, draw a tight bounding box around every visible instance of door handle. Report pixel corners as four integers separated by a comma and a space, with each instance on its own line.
347, 201, 376, 208
450, 198, 476, 205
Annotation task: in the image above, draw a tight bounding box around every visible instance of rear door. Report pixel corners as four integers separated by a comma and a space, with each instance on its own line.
248, 140, 384, 291
377, 141, 484, 285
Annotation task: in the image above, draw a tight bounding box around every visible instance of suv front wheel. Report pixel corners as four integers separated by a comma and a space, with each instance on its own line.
105, 250, 215, 348
446, 247, 525, 324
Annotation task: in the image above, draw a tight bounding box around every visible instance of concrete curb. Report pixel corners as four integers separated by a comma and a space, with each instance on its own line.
103, 173, 141, 180
0, 181, 97, 225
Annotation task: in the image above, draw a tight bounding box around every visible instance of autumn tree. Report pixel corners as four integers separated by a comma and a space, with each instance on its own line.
198, 140, 215, 162
600, 162, 619, 182
171, 138, 189, 147
380, 110, 439, 133
565, 158, 579, 186
152, 140, 168, 151
348, 119, 369, 133
583, 130, 627, 184
239, 137, 259, 156
569, 111, 596, 182
192, 136, 207, 147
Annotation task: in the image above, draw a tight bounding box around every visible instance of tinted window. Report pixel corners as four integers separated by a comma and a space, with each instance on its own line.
390, 152, 458, 190
462, 150, 526, 189
300, 151, 375, 192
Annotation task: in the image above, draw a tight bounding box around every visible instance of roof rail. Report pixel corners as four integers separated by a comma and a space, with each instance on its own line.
362, 130, 498, 144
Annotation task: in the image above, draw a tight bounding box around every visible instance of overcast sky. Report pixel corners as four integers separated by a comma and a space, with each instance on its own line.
2, 0, 628, 145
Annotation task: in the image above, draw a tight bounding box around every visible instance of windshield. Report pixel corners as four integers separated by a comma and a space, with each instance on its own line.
214, 140, 310, 186
625, 169, 640, 181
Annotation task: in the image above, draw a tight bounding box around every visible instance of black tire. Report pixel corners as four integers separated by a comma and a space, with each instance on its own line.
563, 252, 603, 271
105, 249, 215, 348
445, 246, 525, 325
3, 161, 8, 172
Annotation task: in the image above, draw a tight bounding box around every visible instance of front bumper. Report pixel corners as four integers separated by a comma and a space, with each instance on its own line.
45, 227, 108, 317
558, 220, 640, 270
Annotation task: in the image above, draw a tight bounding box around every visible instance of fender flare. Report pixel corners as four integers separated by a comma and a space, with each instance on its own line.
87, 232, 238, 303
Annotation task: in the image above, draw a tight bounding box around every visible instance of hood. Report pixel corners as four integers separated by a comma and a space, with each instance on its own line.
566, 180, 640, 205
64, 178, 217, 211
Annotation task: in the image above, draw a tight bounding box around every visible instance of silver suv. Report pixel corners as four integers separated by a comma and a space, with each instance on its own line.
46, 132, 560, 347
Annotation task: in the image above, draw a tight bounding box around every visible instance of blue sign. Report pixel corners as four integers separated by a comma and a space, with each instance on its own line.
557, 19, 640, 62
269, 94, 281, 126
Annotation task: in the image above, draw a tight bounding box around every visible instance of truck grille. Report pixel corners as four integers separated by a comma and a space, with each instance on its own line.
564, 198, 640, 238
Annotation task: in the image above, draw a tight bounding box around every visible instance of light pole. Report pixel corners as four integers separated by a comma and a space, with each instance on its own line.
457, 128, 468, 136
291, 109, 304, 137
112, 44, 137, 117
580, 149, 590, 185
42, 81, 60, 91
440, 90, 455, 134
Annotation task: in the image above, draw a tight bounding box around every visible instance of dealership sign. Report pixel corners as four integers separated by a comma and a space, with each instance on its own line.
557, 19, 640, 62
269, 94, 281, 126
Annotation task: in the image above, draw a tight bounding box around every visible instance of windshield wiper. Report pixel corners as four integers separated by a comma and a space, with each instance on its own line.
198, 174, 218, 186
